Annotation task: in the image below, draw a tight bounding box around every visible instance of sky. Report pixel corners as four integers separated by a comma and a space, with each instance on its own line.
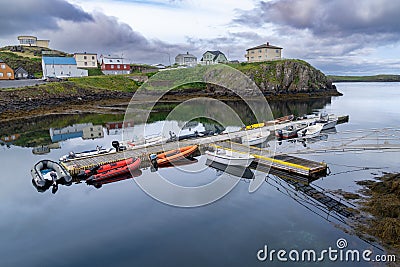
1, 0, 400, 75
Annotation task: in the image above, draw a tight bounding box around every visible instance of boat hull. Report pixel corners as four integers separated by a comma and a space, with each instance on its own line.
86, 158, 141, 183
156, 145, 198, 166
205, 150, 254, 167
31, 160, 72, 188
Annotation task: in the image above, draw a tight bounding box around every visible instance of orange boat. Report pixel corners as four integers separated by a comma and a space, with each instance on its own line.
155, 145, 198, 166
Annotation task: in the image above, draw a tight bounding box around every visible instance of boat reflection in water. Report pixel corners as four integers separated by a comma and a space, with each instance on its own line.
205, 159, 255, 180
32, 168, 143, 193
31, 176, 72, 194
86, 169, 143, 189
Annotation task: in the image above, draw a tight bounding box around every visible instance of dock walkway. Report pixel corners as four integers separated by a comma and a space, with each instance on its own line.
61, 117, 329, 179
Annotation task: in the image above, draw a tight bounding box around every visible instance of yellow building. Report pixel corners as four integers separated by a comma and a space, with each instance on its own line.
17, 36, 50, 48
245, 42, 282, 63
74, 52, 98, 68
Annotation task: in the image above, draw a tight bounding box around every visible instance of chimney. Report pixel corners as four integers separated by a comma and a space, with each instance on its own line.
187, 52, 189, 55
267, 42, 269, 46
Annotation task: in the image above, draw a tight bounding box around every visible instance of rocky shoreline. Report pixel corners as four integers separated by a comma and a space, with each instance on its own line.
0, 87, 341, 122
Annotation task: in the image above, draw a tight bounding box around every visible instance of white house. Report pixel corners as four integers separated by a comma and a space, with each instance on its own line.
42, 57, 88, 79
175, 52, 197, 67
200, 51, 228, 65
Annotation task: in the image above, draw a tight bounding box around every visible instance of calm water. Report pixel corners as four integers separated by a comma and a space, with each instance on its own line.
0, 82, 399, 267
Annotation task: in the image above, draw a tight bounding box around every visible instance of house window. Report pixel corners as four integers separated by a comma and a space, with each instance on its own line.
258, 56, 262, 58
0, 73, 3, 77
84, 56, 87, 59
276, 50, 279, 53
259, 50, 262, 53
92, 56, 95, 60
84, 62, 88, 66
117, 65, 120, 69
251, 51, 255, 54
117, 60, 121, 62
7, 72, 11, 77
1, 64, 5, 69
124, 65, 127, 69
111, 65, 114, 69
92, 62, 95, 66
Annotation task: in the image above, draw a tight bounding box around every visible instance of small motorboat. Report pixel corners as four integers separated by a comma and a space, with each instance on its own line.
60, 146, 116, 162
244, 122, 265, 130
205, 148, 255, 167
315, 113, 338, 130
150, 145, 198, 167
31, 160, 72, 189
32, 145, 50, 155
299, 123, 324, 138
275, 123, 308, 139
266, 114, 295, 125
123, 135, 168, 149
241, 130, 271, 146
86, 157, 141, 184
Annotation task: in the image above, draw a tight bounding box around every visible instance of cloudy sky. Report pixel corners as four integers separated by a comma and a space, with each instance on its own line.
1, 0, 400, 75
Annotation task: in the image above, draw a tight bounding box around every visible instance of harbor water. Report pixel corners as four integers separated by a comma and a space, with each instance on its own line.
0, 82, 399, 267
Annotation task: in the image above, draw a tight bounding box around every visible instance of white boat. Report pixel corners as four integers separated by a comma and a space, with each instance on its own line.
299, 123, 324, 137
60, 146, 116, 162
275, 122, 309, 139
241, 130, 271, 146
205, 149, 255, 167
316, 114, 337, 130
124, 135, 168, 149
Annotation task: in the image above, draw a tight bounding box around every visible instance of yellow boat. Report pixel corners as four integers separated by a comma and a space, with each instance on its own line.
245, 122, 265, 130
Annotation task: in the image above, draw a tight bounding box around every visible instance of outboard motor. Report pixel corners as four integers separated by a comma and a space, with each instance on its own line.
277, 129, 283, 139
149, 153, 158, 172
68, 151, 76, 159
168, 131, 177, 142
112, 141, 120, 152
50, 172, 58, 194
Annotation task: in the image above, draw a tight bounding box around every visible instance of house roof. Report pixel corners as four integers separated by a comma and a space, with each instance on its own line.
176, 53, 196, 58
102, 57, 125, 64
74, 52, 97, 56
201, 50, 227, 61
42, 56, 77, 65
15, 66, 27, 73
246, 43, 283, 51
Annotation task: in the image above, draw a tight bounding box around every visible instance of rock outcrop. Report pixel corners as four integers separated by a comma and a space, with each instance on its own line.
205, 59, 340, 97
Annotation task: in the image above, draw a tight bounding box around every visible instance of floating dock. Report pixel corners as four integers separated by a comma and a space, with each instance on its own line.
61, 116, 334, 179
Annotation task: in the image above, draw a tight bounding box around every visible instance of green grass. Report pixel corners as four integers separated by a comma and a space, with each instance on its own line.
328, 74, 400, 82
69, 75, 139, 92
85, 67, 104, 76
0, 51, 42, 74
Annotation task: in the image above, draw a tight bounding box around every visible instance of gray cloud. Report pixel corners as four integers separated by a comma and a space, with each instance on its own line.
48, 12, 196, 64
0, 0, 93, 36
234, 0, 400, 38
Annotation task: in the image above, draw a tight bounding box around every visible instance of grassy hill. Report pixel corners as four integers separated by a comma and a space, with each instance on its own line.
328, 74, 400, 82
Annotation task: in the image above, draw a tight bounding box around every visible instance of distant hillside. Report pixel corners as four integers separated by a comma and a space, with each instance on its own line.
0, 46, 71, 76
328, 74, 400, 82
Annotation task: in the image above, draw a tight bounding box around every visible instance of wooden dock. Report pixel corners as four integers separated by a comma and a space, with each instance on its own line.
61, 117, 331, 179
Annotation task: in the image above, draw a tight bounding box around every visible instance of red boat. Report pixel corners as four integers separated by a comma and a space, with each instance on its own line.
155, 145, 198, 166
86, 157, 141, 183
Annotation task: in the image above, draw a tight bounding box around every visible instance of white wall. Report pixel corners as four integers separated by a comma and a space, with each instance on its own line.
42, 63, 88, 78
